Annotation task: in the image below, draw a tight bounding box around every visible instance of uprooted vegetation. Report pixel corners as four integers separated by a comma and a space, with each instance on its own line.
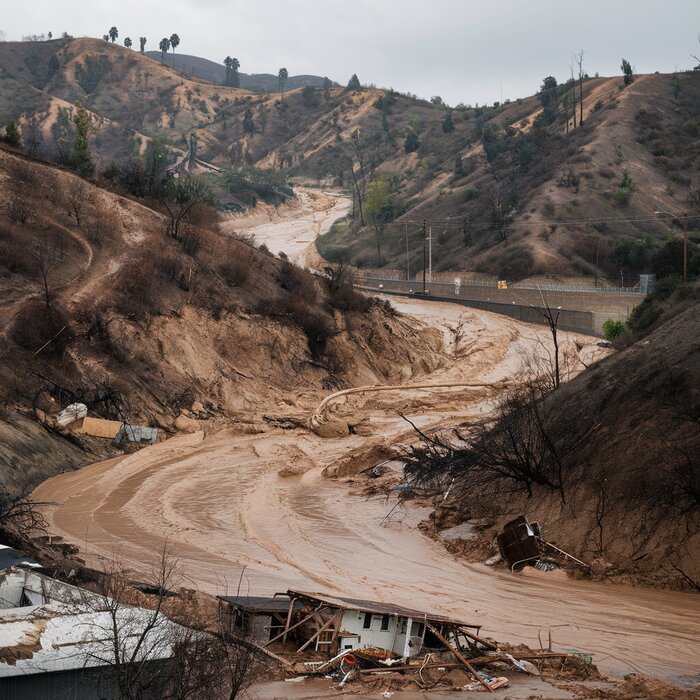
0, 150, 440, 496
403, 303, 700, 590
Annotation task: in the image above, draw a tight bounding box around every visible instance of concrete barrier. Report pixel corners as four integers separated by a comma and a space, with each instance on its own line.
357, 285, 595, 335
356, 277, 644, 334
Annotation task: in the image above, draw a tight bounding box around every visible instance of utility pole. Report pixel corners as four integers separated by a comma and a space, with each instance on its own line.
422, 220, 427, 293
405, 222, 410, 281
428, 226, 433, 284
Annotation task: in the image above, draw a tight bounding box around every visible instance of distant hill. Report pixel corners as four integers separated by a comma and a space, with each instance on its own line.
1, 37, 698, 281
144, 51, 336, 91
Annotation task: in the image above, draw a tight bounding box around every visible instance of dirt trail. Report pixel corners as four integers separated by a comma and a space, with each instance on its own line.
34, 191, 700, 687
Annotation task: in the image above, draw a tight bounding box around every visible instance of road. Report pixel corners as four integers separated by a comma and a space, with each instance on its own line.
35, 190, 700, 687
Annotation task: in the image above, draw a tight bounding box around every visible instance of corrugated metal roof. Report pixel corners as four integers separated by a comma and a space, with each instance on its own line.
287, 590, 474, 628
217, 595, 303, 613
0, 569, 186, 678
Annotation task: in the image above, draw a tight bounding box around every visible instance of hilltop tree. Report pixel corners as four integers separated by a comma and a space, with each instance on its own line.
159, 37, 170, 64
124, 37, 132, 49
441, 111, 455, 133
224, 56, 240, 87
230, 57, 240, 87
71, 104, 94, 177
139, 37, 147, 53
242, 108, 255, 134
538, 76, 558, 123
103, 34, 109, 42
322, 76, 333, 88
278, 67, 288, 92
2, 121, 22, 148
170, 33, 180, 67
347, 73, 361, 89
108, 26, 118, 43
365, 176, 394, 264
621, 58, 633, 85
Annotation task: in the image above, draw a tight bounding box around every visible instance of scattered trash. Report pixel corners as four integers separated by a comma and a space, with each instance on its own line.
381, 692, 394, 698
56, 402, 87, 426
484, 553, 502, 567
463, 670, 509, 691
505, 653, 540, 675
284, 676, 306, 683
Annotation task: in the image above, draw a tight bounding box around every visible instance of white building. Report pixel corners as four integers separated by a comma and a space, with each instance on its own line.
0, 567, 185, 699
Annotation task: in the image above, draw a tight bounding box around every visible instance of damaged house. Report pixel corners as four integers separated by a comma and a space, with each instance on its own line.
219, 590, 493, 660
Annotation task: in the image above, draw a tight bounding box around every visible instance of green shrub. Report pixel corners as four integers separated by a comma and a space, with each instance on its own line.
602, 319, 626, 340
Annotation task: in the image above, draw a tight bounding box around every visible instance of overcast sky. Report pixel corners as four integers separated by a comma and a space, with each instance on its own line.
3, 1, 699, 104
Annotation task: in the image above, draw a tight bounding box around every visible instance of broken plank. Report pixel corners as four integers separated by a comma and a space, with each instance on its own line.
425, 622, 493, 693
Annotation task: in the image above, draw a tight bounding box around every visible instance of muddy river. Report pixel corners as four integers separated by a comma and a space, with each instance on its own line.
35, 192, 700, 688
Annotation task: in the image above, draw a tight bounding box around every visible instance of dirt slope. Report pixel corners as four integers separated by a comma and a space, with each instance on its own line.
418, 299, 700, 591
0, 150, 440, 493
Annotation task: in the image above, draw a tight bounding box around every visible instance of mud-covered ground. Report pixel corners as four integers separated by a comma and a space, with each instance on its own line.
33, 191, 700, 695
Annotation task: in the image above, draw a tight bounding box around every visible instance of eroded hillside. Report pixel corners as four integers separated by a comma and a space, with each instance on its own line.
0, 150, 442, 490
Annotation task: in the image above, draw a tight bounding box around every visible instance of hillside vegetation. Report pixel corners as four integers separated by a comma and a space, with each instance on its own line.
144, 51, 336, 92
2, 38, 699, 282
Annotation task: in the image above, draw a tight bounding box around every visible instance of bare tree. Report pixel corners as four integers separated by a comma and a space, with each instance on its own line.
24, 112, 44, 157
0, 484, 47, 537
403, 377, 596, 505
533, 292, 561, 389
3, 159, 37, 224
64, 178, 95, 227
569, 62, 577, 129
575, 50, 585, 126
76, 547, 263, 700
34, 227, 61, 308
489, 183, 515, 242
75, 548, 182, 700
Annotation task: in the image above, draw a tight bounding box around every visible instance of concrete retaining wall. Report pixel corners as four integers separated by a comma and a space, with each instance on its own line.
357, 278, 644, 334
357, 285, 595, 335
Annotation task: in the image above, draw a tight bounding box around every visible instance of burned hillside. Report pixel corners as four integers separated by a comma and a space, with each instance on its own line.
405, 300, 700, 590
0, 149, 443, 495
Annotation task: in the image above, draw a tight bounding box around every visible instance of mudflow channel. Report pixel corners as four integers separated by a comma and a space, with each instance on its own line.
35, 192, 700, 687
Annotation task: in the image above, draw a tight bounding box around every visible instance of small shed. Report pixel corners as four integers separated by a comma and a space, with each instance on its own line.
114, 424, 158, 446
218, 595, 304, 643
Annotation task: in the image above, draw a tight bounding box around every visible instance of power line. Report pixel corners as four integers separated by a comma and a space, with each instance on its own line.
374, 213, 698, 230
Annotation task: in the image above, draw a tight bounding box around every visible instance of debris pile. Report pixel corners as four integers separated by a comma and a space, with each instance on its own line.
218, 589, 601, 694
